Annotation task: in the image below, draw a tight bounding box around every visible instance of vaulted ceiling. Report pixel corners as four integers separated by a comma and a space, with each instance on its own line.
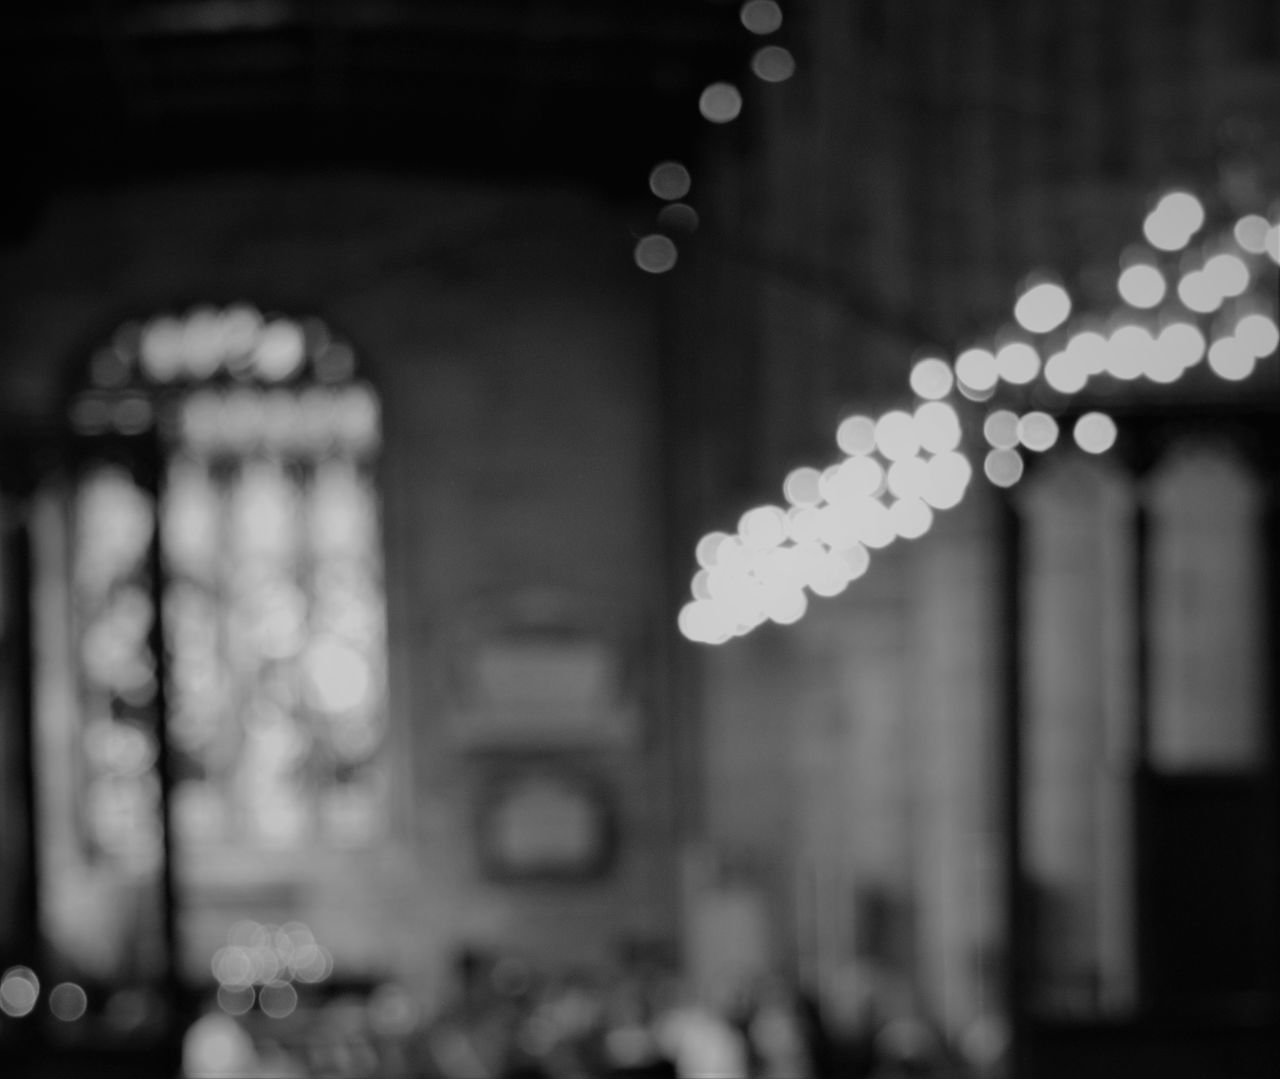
7, 0, 745, 218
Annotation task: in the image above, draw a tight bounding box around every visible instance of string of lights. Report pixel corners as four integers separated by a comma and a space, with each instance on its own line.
678, 188, 1280, 644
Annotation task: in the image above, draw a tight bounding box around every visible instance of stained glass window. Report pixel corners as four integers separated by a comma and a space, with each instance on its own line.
68, 306, 389, 859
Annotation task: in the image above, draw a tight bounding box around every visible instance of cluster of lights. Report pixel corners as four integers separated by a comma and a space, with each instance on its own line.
636, 2, 793, 275
681, 187, 1280, 643
211, 920, 333, 1019
1, 966, 89, 1023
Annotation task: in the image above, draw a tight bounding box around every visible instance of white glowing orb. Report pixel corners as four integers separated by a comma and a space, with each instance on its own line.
955, 348, 998, 392
695, 531, 729, 569
835, 414, 877, 455
1117, 263, 1166, 308
1017, 411, 1059, 453
984, 448, 1024, 488
739, 505, 788, 551
1177, 270, 1221, 313
1014, 282, 1071, 334
1074, 412, 1117, 454
1157, 322, 1206, 369
995, 341, 1041, 385
983, 410, 1019, 450
909, 357, 954, 400
889, 498, 933, 540
1044, 351, 1087, 394
874, 410, 920, 460
1203, 253, 1249, 297
1143, 190, 1205, 251
1235, 313, 1279, 358
1207, 337, 1256, 381
1106, 325, 1155, 380
1234, 214, 1270, 254
887, 457, 929, 500
913, 401, 962, 454
783, 466, 823, 507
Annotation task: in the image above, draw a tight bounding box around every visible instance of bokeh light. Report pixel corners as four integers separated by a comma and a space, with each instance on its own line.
1234, 214, 1270, 254
874, 410, 919, 460
258, 981, 298, 1020
1074, 412, 1118, 454
740, 505, 788, 550
1203, 253, 1249, 297
1177, 270, 1221, 313
835, 414, 877, 455
983, 410, 1019, 450
649, 161, 692, 201
657, 203, 699, 234
1013, 281, 1071, 334
1017, 411, 1059, 452
1, 967, 40, 1018
913, 401, 962, 454
1207, 337, 1255, 381
752, 45, 796, 83
984, 448, 1025, 488
1234, 313, 1279, 358
783, 466, 823, 507
740, 0, 784, 35
955, 348, 998, 392
909, 356, 953, 400
995, 341, 1040, 385
1044, 350, 1087, 394
1118, 263, 1166, 308
699, 82, 743, 123
49, 983, 88, 1022
1143, 190, 1205, 251
634, 234, 678, 274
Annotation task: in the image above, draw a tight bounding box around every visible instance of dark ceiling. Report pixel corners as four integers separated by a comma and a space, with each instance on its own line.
7, 0, 749, 218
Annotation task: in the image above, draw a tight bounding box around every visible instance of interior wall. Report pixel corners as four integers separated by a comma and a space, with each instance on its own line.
0, 173, 678, 1004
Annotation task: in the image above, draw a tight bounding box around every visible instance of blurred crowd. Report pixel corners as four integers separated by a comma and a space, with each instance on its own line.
183, 947, 1005, 1078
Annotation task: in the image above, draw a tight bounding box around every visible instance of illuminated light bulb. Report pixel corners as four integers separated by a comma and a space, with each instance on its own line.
984, 448, 1025, 488
1066, 330, 1108, 375
649, 161, 692, 201
983, 409, 1019, 450
739, 505, 788, 550
635, 234, 678, 273
1074, 412, 1117, 454
699, 82, 743, 123
995, 341, 1041, 385
889, 497, 933, 540
1235, 313, 1279, 358
1118, 263, 1166, 308
1106, 324, 1154, 380
752, 45, 796, 83
691, 569, 713, 601
955, 348, 999, 392
1177, 270, 1221, 313
1143, 190, 1205, 251
836, 414, 877, 455
1207, 337, 1256, 381
1014, 281, 1071, 334
1234, 214, 1271, 254
786, 505, 822, 544
1044, 350, 1087, 394
875, 410, 920, 461
1157, 321, 1206, 369
696, 531, 729, 569
887, 457, 929, 500
783, 466, 823, 506
909, 356, 954, 400
1203, 253, 1250, 297
1017, 411, 1059, 452
765, 588, 808, 625
914, 401, 962, 454
741, 0, 784, 35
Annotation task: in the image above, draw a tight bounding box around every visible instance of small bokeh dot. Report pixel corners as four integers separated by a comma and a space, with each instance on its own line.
699, 82, 743, 124
635, 234, 679, 274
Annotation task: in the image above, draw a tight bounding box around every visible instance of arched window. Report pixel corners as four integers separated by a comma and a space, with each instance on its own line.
38, 305, 389, 987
